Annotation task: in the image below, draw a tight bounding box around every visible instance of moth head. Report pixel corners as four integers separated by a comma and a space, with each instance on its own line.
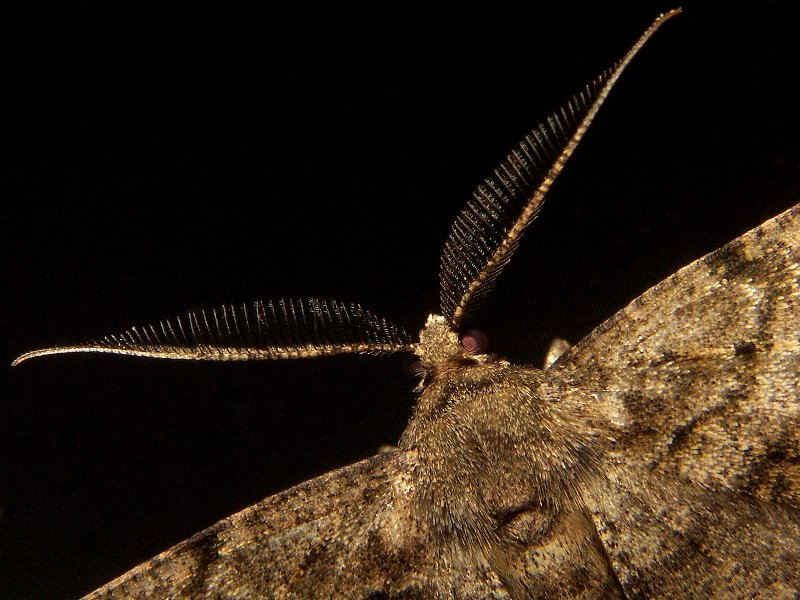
414, 314, 489, 372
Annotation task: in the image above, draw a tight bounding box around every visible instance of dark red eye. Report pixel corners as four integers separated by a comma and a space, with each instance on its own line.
460, 329, 488, 354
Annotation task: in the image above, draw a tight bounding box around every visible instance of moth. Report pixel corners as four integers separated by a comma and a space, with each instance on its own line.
14, 8, 800, 598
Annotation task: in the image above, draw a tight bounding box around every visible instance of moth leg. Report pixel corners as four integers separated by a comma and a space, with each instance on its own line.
377, 444, 397, 454
543, 337, 571, 369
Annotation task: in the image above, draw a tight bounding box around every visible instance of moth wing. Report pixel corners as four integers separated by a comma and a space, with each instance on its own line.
554, 203, 800, 596
82, 450, 509, 599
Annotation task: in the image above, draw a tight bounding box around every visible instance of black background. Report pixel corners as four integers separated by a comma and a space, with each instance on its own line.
2, 3, 799, 598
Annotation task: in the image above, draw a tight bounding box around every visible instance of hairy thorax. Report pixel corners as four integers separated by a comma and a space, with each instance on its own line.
399, 349, 609, 544
397, 349, 625, 597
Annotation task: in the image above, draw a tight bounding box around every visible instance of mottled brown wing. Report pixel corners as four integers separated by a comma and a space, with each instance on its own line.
554, 203, 800, 596
82, 450, 509, 599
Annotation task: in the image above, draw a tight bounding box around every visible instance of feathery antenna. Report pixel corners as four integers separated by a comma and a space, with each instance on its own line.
14, 11, 680, 368
12, 298, 413, 365
439, 9, 681, 329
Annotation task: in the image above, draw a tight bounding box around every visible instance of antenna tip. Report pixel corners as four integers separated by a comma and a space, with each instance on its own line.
11, 347, 78, 366
11, 353, 32, 367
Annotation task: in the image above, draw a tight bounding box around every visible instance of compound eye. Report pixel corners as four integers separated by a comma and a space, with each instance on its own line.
460, 329, 488, 354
